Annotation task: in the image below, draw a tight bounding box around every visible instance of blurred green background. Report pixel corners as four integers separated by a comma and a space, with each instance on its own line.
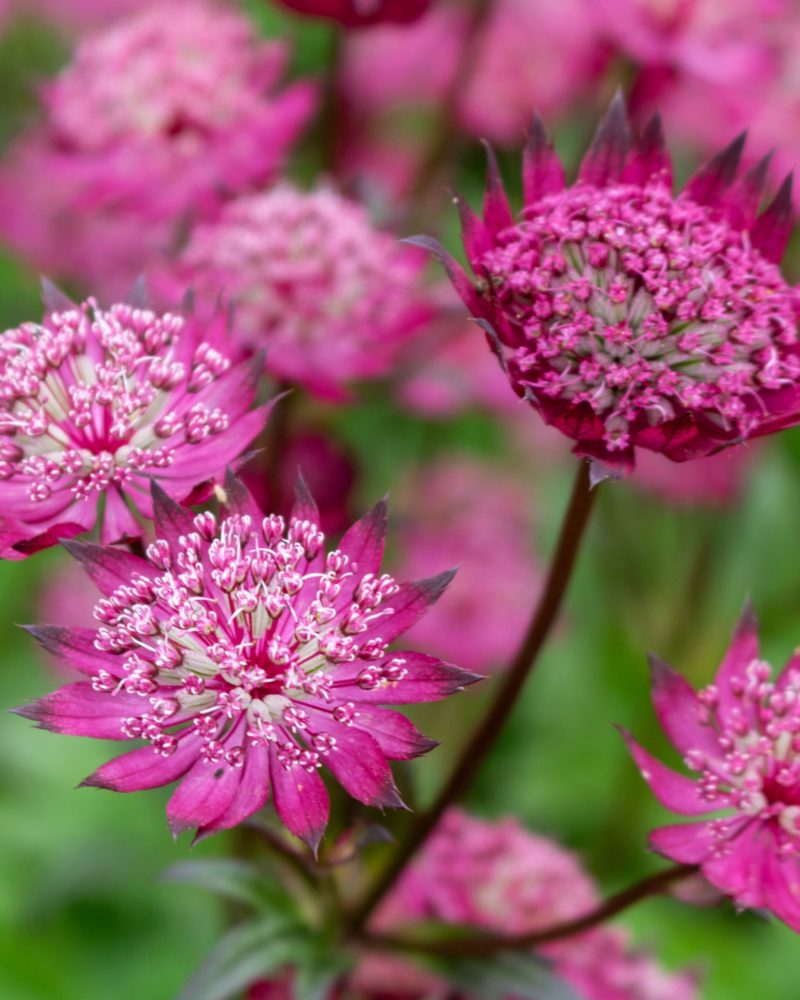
1, 4, 799, 998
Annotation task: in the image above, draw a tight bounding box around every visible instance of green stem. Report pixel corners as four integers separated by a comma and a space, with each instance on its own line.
345, 460, 598, 935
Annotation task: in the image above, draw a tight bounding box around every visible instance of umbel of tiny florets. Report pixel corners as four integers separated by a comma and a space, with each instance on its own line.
424, 94, 800, 477
14, 476, 479, 850
623, 602, 800, 933
0, 283, 272, 557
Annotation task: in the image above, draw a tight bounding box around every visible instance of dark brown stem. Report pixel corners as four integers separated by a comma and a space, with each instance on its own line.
346, 460, 597, 934
265, 386, 295, 508
407, 0, 495, 227
359, 864, 699, 958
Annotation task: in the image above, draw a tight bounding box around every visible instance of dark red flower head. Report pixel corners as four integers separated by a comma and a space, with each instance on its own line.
428, 95, 800, 478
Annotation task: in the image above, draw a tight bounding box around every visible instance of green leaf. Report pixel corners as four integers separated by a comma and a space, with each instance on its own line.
162, 859, 298, 915
293, 944, 352, 1000
427, 951, 582, 1000
174, 918, 303, 1000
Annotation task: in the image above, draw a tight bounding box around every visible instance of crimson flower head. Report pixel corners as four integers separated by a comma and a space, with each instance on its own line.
432, 95, 800, 477
274, 0, 432, 28
15, 478, 478, 850
0, 288, 270, 557
623, 604, 800, 933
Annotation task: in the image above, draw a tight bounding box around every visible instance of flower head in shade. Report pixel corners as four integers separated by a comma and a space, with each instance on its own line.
392, 458, 541, 674
274, 0, 432, 28
0, 289, 270, 556
431, 96, 800, 477
0, 1, 315, 297
15, 478, 478, 849
167, 185, 433, 400
354, 809, 697, 1000
623, 604, 800, 933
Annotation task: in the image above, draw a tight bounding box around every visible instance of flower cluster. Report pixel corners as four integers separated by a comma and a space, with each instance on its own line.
437, 99, 800, 474
0, 291, 268, 556
16, 479, 478, 848
624, 604, 800, 932
0, 0, 315, 295
167, 184, 433, 399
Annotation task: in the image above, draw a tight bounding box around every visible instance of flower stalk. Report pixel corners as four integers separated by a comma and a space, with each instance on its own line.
358, 863, 700, 958
346, 459, 598, 934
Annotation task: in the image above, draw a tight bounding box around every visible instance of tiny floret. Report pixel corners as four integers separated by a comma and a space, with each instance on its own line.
435, 96, 800, 475
15, 479, 477, 848
624, 603, 800, 933
0, 291, 270, 555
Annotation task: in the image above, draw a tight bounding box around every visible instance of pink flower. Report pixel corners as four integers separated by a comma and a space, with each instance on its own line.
0, 290, 270, 556
273, 0, 432, 28
15, 479, 479, 849
434, 98, 800, 476
165, 185, 434, 400
354, 809, 697, 1000
631, 443, 757, 507
0, 1, 315, 297
397, 295, 522, 418
337, 0, 607, 195
391, 458, 541, 673
623, 603, 800, 933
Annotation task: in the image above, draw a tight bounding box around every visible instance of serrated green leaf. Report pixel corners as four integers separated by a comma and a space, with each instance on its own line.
174, 919, 304, 1000
163, 859, 299, 915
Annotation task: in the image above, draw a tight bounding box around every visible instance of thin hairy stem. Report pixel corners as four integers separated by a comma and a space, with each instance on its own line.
359, 863, 700, 958
346, 459, 597, 934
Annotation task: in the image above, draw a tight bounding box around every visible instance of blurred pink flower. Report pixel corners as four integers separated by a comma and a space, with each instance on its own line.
435, 98, 800, 476
591, 2, 800, 213
15, 480, 479, 848
631, 444, 757, 507
274, 0, 432, 27
398, 311, 522, 419
337, 0, 608, 195
165, 184, 434, 400
7, 0, 144, 30
357, 809, 698, 1000
0, 292, 270, 556
392, 458, 541, 674
624, 604, 800, 933
0, 0, 315, 297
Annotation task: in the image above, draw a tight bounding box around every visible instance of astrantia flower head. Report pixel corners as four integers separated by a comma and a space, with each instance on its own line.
15, 478, 478, 849
433, 95, 800, 476
624, 603, 800, 932
0, 288, 270, 557
274, 0, 432, 28
0, 0, 315, 296
168, 184, 433, 400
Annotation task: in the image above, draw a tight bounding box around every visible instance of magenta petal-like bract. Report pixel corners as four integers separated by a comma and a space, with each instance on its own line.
15, 480, 478, 848
441, 96, 800, 475
624, 604, 800, 932
0, 295, 271, 556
